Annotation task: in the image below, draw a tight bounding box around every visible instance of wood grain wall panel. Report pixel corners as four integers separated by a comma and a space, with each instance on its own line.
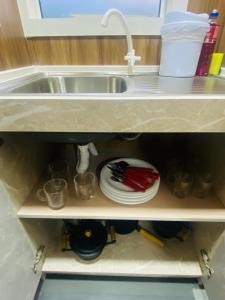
30, 37, 103, 65
99, 37, 126, 65
133, 37, 161, 65
0, 0, 32, 69
74, 38, 102, 64
29, 36, 161, 65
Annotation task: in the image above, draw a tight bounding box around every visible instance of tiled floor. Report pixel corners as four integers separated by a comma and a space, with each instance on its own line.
37, 277, 209, 300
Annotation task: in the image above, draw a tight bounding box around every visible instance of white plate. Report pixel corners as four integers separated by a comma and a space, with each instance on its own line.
100, 185, 156, 202
100, 177, 159, 198
100, 182, 158, 205
102, 190, 157, 205
100, 158, 160, 197
100, 179, 159, 200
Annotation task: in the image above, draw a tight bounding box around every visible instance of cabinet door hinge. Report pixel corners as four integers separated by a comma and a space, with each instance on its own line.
33, 245, 45, 274
200, 249, 214, 280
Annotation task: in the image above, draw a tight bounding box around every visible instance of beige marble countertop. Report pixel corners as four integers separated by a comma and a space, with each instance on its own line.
1, 65, 225, 132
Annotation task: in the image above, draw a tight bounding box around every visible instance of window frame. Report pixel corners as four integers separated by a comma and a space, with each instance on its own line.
17, 0, 188, 37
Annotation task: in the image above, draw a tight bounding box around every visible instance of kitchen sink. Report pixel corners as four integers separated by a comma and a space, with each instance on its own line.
2, 69, 225, 96
9, 75, 127, 94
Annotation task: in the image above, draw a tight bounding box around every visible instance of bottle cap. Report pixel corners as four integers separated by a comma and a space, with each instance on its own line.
210, 9, 219, 18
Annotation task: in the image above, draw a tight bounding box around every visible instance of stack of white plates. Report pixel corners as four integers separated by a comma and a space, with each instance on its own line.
99, 158, 160, 205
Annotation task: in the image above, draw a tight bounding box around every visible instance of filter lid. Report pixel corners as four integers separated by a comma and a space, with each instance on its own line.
161, 21, 210, 36
165, 10, 209, 24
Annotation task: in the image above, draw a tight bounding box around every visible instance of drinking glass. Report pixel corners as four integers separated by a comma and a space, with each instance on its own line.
74, 172, 95, 200
173, 171, 193, 198
165, 158, 181, 188
48, 160, 69, 180
37, 178, 68, 209
193, 172, 213, 198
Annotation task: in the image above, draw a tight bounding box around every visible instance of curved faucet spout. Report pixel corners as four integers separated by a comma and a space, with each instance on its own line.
101, 8, 133, 53
101, 8, 141, 75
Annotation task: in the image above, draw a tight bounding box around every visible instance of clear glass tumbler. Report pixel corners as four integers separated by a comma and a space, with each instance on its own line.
37, 178, 68, 209
193, 172, 213, 198
165, 158, 181, 188
48, 160, 69, 180
173, 172, 193, 198
74, 172, 95, 200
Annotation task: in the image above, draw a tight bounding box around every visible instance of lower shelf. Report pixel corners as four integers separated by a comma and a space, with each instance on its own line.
42, 231, 202, 278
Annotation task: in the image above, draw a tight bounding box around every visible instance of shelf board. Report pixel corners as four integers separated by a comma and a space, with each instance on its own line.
42, 231, 202, 277
18, 182, 225, 221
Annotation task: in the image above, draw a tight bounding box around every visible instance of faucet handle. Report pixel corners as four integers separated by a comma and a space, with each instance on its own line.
134, 55, 141, 62
124, 49, 141, 66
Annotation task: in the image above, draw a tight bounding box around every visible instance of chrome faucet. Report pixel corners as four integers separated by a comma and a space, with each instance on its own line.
101, 8, 141, 75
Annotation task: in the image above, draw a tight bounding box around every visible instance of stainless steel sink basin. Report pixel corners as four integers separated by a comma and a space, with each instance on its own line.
9, 75, 127, 94
11, 78, 61, 93
64, 76, 127, 93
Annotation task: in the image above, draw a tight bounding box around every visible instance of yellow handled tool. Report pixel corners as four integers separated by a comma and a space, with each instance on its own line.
137, 226, 165, 247
109, 225, 117, 243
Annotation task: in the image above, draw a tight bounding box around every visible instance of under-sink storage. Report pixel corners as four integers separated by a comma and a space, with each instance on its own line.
2, 132, 225, 220
5, 132, 225, 221
1, 132, 225, 300
20, 217, 225, 279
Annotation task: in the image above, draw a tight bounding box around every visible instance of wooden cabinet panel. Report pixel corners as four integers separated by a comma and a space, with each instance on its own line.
0, 0, 32, 69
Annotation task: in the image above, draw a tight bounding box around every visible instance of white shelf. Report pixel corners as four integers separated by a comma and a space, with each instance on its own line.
42, 231, 202, 277
18, 182, 225, 221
